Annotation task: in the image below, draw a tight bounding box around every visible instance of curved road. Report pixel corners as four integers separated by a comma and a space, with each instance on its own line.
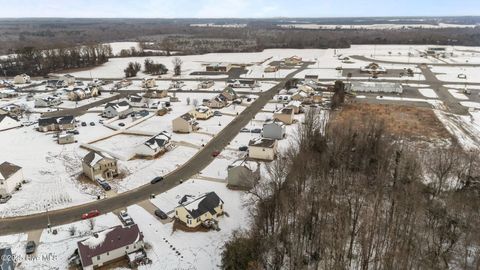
0, 64, 309, 236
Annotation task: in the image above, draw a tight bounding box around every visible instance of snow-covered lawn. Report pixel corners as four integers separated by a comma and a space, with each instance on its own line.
460, 102, 480, 109
448, 89, 469, 100
418, 88, 438, 98
376, 96, 444, 109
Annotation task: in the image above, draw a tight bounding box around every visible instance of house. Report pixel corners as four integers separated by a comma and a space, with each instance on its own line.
248, 138, 278, 161
175, 192, 224, 228
305, 74, 319, 80
360, 63, 387, 74
0, 104, 23, 118
169, 80, 185, 89
77, 225, 144, 270
0, 247, 14, 270
143, 89, 168, 99
203, 95, 227, 109
0, 161, 24, 198
227, 79, 258, 88
262, 120, 286, 140
298, 84, 315, 94
206, 62, 232, 72
60, 74, 76, 86
58, 133, 75, 145
82, 151, 118, 181
68, 87, 100, 101
142, 78, 156, 89
38, 115, 75, 132
284, 56, 302, 66
220, 87, 237, 101
273, 108, 295, 125
264, 66, 279, 73
127, 94, 144, 107
34, 96, 62, 108
291, 90, 310, 102
190, 106, 213, 120
287, 100, 303, 114
113, 79, 132, 90
136, 131, 172, 158
198, 80, 214, 89
0, 89, 18, 99
312, 92, 323, 104
0, 115, 21, 131
227, 159, 260, 190
13, 74, 31, 84
102, 101, 133, 119
172, 113, 199, 133
46, 80, 67, 89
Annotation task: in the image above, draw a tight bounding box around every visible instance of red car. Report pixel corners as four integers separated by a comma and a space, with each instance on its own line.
212, 151, 220, 157
82, 210, 100, 220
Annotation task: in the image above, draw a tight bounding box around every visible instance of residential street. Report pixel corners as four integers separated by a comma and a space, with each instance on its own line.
0, 64, 309, 236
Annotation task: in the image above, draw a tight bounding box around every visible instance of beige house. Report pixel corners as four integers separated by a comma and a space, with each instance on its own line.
189, 106, 213, 120
77, 225, 144, 270
291, 90, 310, 102
58, 133, 75, 145
273, 108, 295, 125
60, 74, 76, 86
82, 151, 118, 181
142, 78, 156, 89
284, 56, 302, 66
287, 100, 303, 114
203, 96, 227, 109
227, 160, 260, 190
37, 115, 75, 132
0, 161, 24, 197
198, 80, 214, 89
264, 66, 279, 73
172, 113, 199, 133
68, 87, 100, 101
143, 89, 168, 99
175, 192, 224, 228
220, 87, 237, 101
248, 138, 278, 161
206, 62, 232, 72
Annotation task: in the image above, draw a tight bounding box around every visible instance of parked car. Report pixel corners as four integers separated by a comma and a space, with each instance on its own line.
118, 123, 125, 127
212, 150, 221, 157
240, 128, 250, 133
81, 122, 87, 127
214, 111, 223, 116
151, 176, 164, 184
154, 209, 168, 220
100, 181, 111, 191
82, 210, 101, 220
89, 122, 95, 126
0, 194, 12, 204
251, 128, 262, 134
119, 210, 135, 226
239, 146, 248, 151
26, 241, 36, 255
67, 130, 79, 135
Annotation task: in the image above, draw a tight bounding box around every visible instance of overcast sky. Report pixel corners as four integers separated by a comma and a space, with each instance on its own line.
0, 0, 478, 18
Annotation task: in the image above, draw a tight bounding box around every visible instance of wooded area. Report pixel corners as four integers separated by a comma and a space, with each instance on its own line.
221, 108, 480, 270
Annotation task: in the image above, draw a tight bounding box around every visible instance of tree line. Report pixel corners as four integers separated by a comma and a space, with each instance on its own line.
221, 109, 480, 269
0, 44, 112, 76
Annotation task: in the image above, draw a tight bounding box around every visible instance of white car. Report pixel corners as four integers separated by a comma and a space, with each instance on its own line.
119, 211, 134, 226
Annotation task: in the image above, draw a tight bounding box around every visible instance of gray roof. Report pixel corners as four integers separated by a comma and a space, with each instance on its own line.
181, 192, 223, 219
249, 138, 276, 148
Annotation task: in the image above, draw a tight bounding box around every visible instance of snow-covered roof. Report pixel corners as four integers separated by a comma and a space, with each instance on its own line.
83, 151, 115, 166
105, 101, 131, 113
77, 225, 143, 267
143, 131, 171, 150
248, 138, 276, 148
288, 100, 303, 108
180, 192, 223, 219
229, 159, 258, 172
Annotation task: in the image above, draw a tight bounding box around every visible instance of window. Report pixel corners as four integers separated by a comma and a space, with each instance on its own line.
107, 252, 109, 255
97, 255, 100, 260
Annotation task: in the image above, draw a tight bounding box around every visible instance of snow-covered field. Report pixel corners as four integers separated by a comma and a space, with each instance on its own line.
418, 88, 438, 98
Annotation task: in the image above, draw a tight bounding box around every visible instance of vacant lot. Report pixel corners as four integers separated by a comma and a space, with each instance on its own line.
332, 103, 451, 140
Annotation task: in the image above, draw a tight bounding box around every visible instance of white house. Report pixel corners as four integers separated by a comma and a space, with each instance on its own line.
0, 115, 21, 131
248, 138, 278, 161
102, 101, 133, 119
136, 131, 172, 158
13, 74, 31, 84
0, 161, 24, 197
34, 96, 62, 108
77, 225, 144, 270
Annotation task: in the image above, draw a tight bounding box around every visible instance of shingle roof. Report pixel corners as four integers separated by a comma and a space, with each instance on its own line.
82, 151, 115, 166
0, 161, 22, 181
249, 138, 276, 148
181, 192, 223, 219
38, 115, 74, 126
77, 225, 143, 267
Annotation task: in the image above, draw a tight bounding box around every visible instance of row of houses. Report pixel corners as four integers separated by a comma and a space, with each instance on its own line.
202, 87, 237, 109
67, 86, 100, 101
35, 95, 62, 108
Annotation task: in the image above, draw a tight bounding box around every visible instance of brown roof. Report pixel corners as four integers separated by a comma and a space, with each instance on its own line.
78, 225, 143, 267
0, 161, 21, 180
